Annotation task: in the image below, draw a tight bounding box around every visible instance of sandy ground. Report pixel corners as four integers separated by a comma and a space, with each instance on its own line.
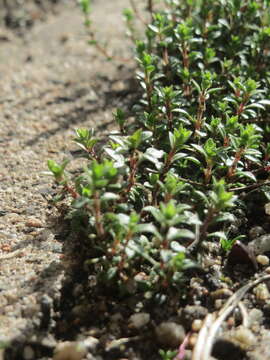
0, 1, 135, 357
2, 2, 270, 360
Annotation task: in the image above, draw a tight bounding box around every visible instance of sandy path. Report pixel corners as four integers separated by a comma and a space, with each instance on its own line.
0, 0, 133, 352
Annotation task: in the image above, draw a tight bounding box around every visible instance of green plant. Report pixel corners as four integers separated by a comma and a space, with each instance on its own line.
48, 0, 270, 297
220, 234, 246, 252
159, 349, 178, 360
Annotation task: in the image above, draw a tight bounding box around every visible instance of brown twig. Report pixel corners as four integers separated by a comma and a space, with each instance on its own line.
177, 176, 206, 187
88, 31, 131, 63
129, 0, 147, 25
230, 181, 270, 192
148, 0, 154, 21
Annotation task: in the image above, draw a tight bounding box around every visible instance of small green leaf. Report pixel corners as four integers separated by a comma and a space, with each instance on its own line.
167, 227, 194, 241
170, 241, 186, 252
101, 192, 120, 201
106, 267, 118, 280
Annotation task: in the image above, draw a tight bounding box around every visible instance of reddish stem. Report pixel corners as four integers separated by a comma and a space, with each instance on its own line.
165, 98, 173, 131
64, 185, 78, 199
227, 148, 244, 178
93, 191, 104, 238
125, 152, 138, 195
204, 164, 213, 184
195, 93, 206, 132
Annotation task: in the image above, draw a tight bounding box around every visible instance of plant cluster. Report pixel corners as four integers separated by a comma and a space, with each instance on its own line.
48, 0, 270, 297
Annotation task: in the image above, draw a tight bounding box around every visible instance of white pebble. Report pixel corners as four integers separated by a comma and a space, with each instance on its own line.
192, 319, 203, 332
265, 203, 270, 215
83, 336, 99, 352
214, 299, 223, 310
256, 255, 269, 266
128, 313, 150, 329
254, 283, 270, 301
233, 326, 256, 347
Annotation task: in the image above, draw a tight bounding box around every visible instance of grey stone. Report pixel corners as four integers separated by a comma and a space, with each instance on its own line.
249, 235, 270, 255
155, 321, 185, 348
249, 309, 264, 326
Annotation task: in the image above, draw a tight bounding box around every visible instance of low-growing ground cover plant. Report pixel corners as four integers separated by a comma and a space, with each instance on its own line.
48, 0, 270, 301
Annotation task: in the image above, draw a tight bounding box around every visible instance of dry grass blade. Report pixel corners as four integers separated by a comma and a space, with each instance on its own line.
191, 314, 214, 360
192, 274, 270, 360
238, 301, 249, 328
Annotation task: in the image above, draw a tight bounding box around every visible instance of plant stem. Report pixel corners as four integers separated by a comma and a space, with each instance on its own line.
163, 148, 176, 177
86, 29, 130, 63
64, 185, 78, 199
125, 151, 138, 195
182, 43, 190, 69
129, 0, 147, 25
93, 191, 104, 238
236, 94, 249, 116
195, 92, 206, 132
118, 230, 133, 271
165, 97, 173, 131
152, 149, 175, 205
148, 0, 154, 21
163, 46, 169, 67
187, 208, 215, 253
145, 76, 153, 112
230, 180, 270, 192
204, 163, 213, 184
227, 148, 244, 178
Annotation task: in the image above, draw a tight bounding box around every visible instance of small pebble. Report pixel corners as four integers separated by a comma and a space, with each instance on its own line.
105, 337, 129, 351
23, 346, 35, 360
202, 256, 216, 268
41, 335, 57, 349
191, 319, 202, 332
249, 309, 263, 326
249, 235, 270, 255
128, 313, 150, 329
4, 289, 18, 304
180, 305, 208, 327
188, 333, 198, 349
263, 302, 270, 317
256, 255, 269, 266
8, 213, 22, 224
38, 229, 54, 242
53, 341, 87, 360
214, 299, 223, 310
83, 336, 99, 352
210, 288, 233, 300
155, 322, 185, 348
111, 313, 123, 323
232, 326, 256, 347
253, 283, 270, 301
249, 226, 265, 240
25, 218, 43, 228
265, 203, 270, 215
